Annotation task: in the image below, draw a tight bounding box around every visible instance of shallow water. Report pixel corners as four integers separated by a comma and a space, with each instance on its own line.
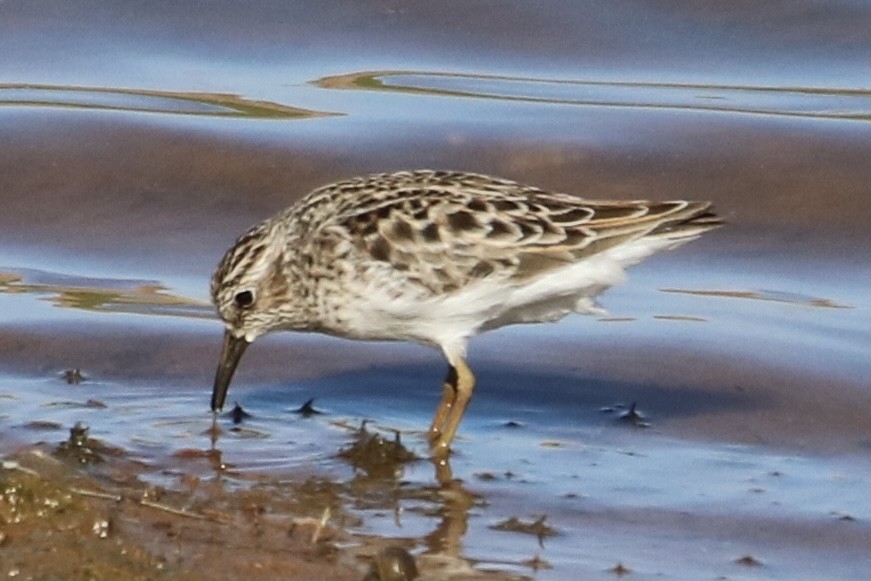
1, 2, 869, 579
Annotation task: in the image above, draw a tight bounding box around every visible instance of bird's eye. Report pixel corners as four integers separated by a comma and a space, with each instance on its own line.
234, 290, 255, 309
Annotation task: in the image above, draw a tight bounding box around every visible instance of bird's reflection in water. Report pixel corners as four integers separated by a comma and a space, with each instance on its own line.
338, 423, 481, 577
208, 418, 484, 579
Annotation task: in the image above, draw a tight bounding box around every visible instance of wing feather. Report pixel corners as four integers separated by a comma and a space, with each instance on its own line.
297, 171, 720, 293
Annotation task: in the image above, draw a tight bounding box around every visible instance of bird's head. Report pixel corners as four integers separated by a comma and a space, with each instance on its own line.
209, 219, 292, 412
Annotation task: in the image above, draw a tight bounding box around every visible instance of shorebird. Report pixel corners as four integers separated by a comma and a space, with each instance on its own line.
210, 170, 720, 455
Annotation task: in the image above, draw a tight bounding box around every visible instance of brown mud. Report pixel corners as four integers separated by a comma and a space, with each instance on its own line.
2, 423, 511, 581
1, 446, 359, 580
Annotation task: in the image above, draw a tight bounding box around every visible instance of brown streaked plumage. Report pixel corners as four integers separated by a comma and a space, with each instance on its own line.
210, 170, 721, 457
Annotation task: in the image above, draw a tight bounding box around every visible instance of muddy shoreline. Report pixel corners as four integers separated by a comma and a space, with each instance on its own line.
1, 443, 365, 580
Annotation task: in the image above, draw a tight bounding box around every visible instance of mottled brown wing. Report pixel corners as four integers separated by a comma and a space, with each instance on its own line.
311, 171, 719, 293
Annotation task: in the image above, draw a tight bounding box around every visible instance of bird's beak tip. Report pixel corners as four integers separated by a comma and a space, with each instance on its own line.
211, 331, 250, 413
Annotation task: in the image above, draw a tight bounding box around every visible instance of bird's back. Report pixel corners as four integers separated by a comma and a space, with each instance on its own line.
283, 170, 720, 345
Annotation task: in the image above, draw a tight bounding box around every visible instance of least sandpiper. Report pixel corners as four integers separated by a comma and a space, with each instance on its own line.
210, 170, 720, 455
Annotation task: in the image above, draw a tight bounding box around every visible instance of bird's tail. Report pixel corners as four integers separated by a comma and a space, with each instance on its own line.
646, 201, 723, 242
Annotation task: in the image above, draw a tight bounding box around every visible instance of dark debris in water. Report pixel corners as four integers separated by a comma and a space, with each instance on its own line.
338, 422, 418, 479
53, 422, 104, 465
292, 397, 325, 417
735, 554, 763, 567
23, 420, 64, 431
608, 562, 632, 576
474, 470, 521, 482
831, 511, 857, 522
225, 402, 252, 425
489, 515, 557, 547
520, 554, 552, 571
600, 401, 651, 428
42, 398, 107, 409
61, 368, 87, 384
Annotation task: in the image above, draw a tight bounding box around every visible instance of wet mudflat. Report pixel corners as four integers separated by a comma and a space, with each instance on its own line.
1, 2, 869, 580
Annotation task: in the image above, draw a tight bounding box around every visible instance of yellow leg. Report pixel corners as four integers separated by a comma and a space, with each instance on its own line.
428, 367, 457, 442
430, 356, 475, 455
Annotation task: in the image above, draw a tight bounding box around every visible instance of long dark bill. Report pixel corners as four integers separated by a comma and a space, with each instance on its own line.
211, 330, 250, 412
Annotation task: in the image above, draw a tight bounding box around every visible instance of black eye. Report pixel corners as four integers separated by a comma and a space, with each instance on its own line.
234, 290, 255, 309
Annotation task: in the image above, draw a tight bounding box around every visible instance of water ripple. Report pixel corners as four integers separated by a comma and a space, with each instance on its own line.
316, 71, 871, 121
0, 268, 212, 319
0, 83, 336, 119
660, 287, 853, 309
